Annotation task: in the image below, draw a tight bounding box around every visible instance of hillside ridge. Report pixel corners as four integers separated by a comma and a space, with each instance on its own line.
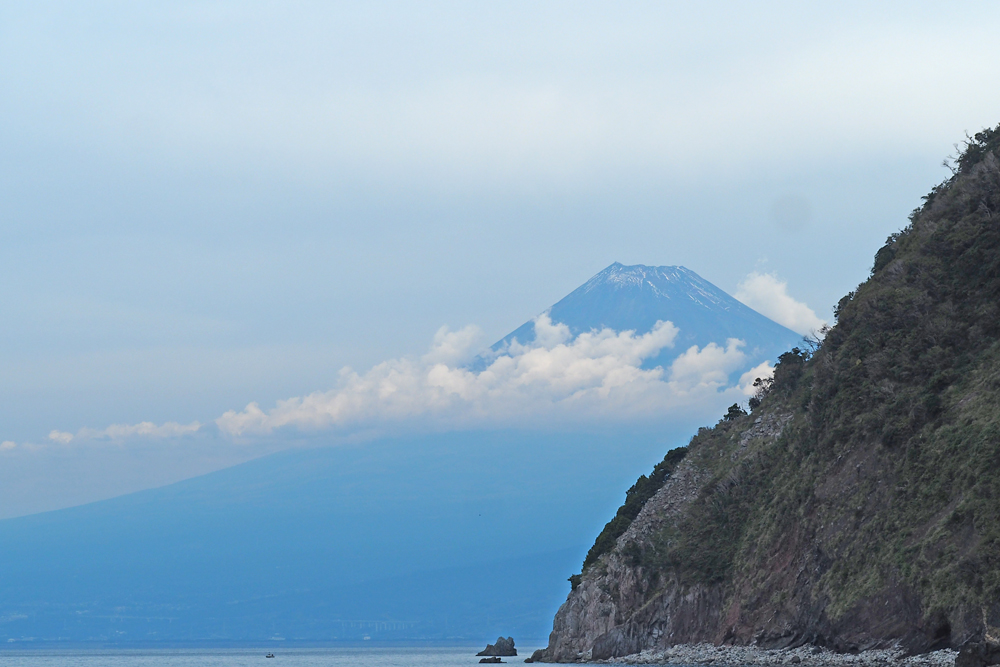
533, 124, 1000, 663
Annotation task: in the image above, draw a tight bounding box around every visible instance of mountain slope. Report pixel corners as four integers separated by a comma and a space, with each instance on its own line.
486, 263, 801, 370
0, 428, 697, 643
534, 125, 1000, 661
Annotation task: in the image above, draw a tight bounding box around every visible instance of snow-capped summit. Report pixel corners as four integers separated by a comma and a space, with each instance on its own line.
487, 262, 800, 369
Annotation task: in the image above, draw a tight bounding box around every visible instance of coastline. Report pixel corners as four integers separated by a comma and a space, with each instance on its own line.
588, 644, 957, 667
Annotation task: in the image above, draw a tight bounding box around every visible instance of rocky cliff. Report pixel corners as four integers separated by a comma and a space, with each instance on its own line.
534, 125, 1000, 662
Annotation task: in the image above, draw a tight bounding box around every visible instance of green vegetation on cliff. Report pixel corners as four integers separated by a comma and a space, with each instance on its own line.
574, 124, 1000, 649
572, 446, 688, 589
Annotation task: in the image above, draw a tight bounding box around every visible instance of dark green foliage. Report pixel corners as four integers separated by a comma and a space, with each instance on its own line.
603, 125, 1000, 630
772, 347, 809, 391
724, 403, 747, 422
910, 123, 1000, 223
578, 447, 688, 574
748, 376, 773, 411
954, 125, 1000, 176
871, 233, 900, 275
781, 129, 1000, 613
833, 291, 855, 321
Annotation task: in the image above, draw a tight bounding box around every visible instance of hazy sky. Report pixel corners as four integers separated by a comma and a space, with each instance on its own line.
3, 1, 1000, 513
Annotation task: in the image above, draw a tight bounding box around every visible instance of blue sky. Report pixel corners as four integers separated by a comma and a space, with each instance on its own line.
3, 1, 1000, 515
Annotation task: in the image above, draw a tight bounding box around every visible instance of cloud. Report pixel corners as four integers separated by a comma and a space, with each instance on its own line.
735, 272, 826, 336
47, 422, 202, 445
79, 421, 202, 440
421, 325, 485, 366
217, 315, 758, 437
668, 339, 747, 391
48, 430, 74, 444
0, 441, 16, 451
27, 317, 775, 447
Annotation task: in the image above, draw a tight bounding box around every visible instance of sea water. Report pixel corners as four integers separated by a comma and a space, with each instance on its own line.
0, 645, 558, 667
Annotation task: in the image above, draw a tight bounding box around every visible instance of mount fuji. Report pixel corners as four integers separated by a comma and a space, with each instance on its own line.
0, 263, 804, 645
483, 262, 800, 373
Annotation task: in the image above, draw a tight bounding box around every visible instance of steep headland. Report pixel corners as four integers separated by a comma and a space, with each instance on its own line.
534, 125, 1000, 662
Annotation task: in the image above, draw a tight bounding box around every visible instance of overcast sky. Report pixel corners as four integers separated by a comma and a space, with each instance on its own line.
3, 1, 1000, 514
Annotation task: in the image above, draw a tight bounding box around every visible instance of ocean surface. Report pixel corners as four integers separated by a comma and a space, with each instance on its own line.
0, 645, 562, 667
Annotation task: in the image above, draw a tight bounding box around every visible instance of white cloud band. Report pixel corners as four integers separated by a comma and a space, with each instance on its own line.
19, 315, 779, 448
217, 315, 757, 437
47, 421, 202, 445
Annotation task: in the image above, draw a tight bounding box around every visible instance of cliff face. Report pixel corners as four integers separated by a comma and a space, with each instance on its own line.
536, 126, 1000, 661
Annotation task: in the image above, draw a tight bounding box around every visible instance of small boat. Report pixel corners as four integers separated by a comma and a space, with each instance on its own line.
265, 653, 275, 658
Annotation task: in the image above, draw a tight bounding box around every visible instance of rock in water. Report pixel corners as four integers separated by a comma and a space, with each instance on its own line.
479, 658, 503, 664
478, 637, 517, 656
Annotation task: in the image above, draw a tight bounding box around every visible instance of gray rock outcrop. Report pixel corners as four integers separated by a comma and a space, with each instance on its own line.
478, 637, 517, 657
956, 642, 1000, 667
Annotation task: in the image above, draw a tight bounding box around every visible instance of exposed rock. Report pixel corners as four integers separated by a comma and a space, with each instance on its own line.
479, 637, 517, 657
583, 644, 957, 667
480, 657, 503, 664
956, 642, 1000, 667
